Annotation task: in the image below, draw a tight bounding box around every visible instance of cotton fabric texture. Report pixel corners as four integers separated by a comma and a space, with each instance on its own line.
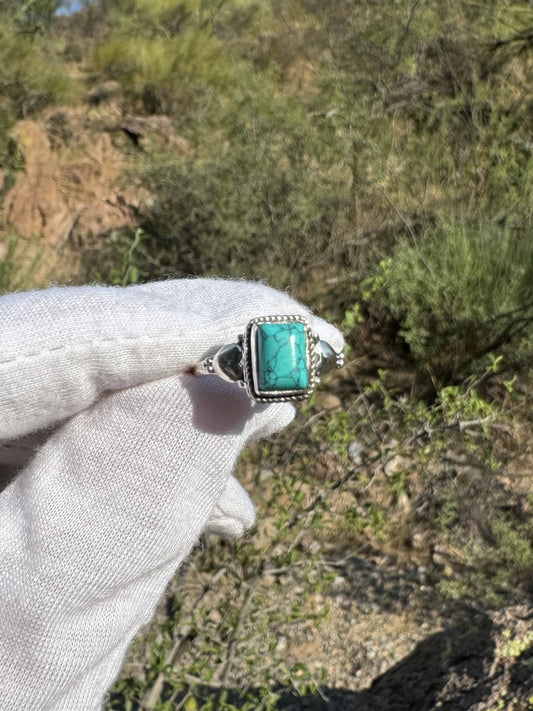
0, 279, 343, 710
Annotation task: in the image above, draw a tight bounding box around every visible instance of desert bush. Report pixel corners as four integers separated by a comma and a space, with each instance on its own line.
91, 0, 252, 115
0, 11, 76, 120
0, 0, 61, 31
318, 365, 533, 605
138, 162, 344, 290
93, 30, 234, 114
370, 221, 533, 381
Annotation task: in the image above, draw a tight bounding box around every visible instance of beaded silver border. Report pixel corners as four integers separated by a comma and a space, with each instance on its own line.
243, 315, 319, 403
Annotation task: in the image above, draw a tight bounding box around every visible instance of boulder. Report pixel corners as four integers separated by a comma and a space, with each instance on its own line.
5, 121, 72, 245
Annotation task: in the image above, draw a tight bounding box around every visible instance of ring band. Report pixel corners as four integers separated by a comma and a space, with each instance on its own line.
194, 315, 344, 403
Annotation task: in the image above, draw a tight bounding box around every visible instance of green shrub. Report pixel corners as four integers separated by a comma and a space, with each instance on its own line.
0, 0, 61, 32
91, 0, 253, 114
0, 13, 76, 119
93, 29, 234, 113
375, 221, 533, 380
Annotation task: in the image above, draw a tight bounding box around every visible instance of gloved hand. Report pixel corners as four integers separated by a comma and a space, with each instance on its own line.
0, 278, 343, 711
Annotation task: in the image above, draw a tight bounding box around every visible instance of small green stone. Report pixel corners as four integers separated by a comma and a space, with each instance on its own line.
256, 322, 308, 392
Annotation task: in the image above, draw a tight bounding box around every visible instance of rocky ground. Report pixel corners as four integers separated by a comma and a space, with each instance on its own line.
112, 400, 533, 711
107, 370, 533, 710
114, 545, 533, 711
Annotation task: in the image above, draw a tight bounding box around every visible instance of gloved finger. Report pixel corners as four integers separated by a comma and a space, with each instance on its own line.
203, 475, 255, 538
311, 314, 345, 354
181, 373, 294, 438
0, 371, 293, 710
141, 278, 345, 355
245, 401, 295, 441
0, 278, 344, 441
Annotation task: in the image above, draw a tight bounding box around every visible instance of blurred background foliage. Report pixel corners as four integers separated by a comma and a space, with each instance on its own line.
1, 1, 533, 354
80, 0, 533, 383
2, 0, 533, 707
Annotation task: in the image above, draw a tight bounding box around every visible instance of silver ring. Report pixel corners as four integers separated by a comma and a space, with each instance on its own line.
193, 315, 344, 403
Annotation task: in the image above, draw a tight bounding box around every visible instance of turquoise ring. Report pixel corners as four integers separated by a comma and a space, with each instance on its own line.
195, 315, 344, 403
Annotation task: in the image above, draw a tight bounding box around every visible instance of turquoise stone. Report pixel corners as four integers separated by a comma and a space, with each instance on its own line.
256, 322, 308, 392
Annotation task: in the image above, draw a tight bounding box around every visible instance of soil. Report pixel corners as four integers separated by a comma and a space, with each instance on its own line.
260, 556, 533, 711
115, 543, 533, 711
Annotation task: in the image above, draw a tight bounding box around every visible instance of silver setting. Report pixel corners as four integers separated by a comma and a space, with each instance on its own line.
194, 315, 344, 403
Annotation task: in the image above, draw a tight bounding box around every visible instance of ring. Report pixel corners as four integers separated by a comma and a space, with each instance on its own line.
193, 315, 344, 403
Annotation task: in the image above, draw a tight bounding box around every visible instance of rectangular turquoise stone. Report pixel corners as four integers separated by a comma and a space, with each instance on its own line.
256, 321, 309, 392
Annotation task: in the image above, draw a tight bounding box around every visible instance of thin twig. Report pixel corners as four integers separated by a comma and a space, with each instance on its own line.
215, 577, 261, 704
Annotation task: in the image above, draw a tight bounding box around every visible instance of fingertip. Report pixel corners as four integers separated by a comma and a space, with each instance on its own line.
246, 401, 295, 441
311, 315, 345, 354
204, 475, 256, 538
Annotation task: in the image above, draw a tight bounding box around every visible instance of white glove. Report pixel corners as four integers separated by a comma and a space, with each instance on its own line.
0, 279, 343, 711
